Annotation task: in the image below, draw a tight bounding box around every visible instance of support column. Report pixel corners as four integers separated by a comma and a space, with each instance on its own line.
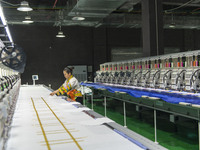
154, 110, 158, 144
142, 0, 164, 57
123, 101, 127, 127
91, 94, 94, 110
198, 121, 200, 150
104, 96, 107, 117
83, 94, 86, 106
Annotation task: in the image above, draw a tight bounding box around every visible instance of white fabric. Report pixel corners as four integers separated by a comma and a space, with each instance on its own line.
6, 85, 144, 150
81, 86, 92, 94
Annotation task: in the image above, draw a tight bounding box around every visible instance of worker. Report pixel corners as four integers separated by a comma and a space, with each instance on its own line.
50, 66, 83, 103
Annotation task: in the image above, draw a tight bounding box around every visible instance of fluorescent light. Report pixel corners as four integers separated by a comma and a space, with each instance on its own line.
0, 5, 6, 25
0, 4, 13, 43
56, 26, 65, 38
22, 16, 34, 23
169, 23, 175, 28
23, 20, 33, 23
72, 16, 85, 21
5, 27, 13, 42
56, 31, 65, 38
17, 1, 33, 12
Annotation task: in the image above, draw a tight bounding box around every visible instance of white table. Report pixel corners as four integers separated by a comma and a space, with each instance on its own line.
5, 85, 145, 150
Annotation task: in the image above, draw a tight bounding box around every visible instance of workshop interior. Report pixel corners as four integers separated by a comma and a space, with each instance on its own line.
1, 0, 200, 150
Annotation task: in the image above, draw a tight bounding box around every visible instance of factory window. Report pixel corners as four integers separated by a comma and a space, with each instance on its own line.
111, 47, 143, 61
164, 47, 180, 54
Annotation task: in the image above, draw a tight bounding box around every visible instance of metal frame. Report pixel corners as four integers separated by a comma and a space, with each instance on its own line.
89, 88, 200, 149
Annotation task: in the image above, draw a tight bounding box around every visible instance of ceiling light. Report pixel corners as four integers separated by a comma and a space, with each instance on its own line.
169, 22, 176, 28
190, 26, 196, 29
22, 16, 34, 23
56, 31, 65, 38
17, 1, 33, 12
169, 13, 175, 28
72, 0, 85, 21
56, 26, 65, 38
72, 16, 85, 21
0, 4, 13, 43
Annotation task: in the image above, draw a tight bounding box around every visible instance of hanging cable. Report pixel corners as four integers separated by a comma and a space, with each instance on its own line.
164, 0, 194, 13
191, 7, 200, 14
171, 13, 174, 22
0, 0, 19, 6
53, 0, 58, 9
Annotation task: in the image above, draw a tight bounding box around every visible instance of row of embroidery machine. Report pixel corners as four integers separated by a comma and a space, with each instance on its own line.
0, 65, 21, 149
94, 50, 200, 92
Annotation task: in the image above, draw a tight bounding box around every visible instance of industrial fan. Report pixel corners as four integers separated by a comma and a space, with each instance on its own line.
0, 45, 26, 73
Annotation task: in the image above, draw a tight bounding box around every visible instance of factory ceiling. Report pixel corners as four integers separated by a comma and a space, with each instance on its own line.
1, 0, 200, 29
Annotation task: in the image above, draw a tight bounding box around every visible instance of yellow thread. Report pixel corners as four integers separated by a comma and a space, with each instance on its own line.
39, 118, 57, 120
35, 124, 59, 127
37, 114, 52, 116
35, 110, 50, 111
41, 97, 83, 150
41, 140, 84, 146
45, 129, 67, 132
34, 122, 72, 126
40, 137, 86, 143
37, 131, 66, 135
40, 138, 73, 143
41, 129, 75, 133
51, 140, 84, 145
69, 130, 79, 132
31, 98, 51, 150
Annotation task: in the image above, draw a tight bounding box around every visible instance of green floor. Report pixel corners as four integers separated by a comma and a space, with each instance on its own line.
85, 97, 199, 150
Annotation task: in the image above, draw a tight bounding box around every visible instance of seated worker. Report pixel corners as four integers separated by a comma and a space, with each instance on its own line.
50, 66, 83, 104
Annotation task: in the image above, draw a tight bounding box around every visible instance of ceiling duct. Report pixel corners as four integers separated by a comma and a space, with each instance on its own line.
192, 0, 200, 3
3, 0, 200, 29
67, 0, 140, 26
117, 0, 141, 12
163, 0, 200, 7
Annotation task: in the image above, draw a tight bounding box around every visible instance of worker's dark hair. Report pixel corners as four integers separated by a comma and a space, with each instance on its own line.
63, 66, 74, 74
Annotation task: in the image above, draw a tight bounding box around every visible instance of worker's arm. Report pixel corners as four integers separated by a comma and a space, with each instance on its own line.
50, 80, 72, 96
50, 89, 59, 96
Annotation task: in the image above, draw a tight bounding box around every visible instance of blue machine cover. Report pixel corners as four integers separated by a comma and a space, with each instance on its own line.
81, 83, 200, 104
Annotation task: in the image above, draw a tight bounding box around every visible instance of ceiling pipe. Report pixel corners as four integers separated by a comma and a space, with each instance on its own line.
163, 2, 200, 7
53, 0, 58, 9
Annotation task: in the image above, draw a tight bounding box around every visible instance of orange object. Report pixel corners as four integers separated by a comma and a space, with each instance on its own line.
177, 62, 180, 67
193, 61, 196, 66
67, 89, 77, 101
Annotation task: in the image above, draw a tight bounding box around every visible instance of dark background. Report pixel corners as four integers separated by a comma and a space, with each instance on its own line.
9, 25, 200, 89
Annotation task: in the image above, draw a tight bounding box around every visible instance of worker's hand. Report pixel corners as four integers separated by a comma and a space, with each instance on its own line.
50, 92, 55, 96
67, 97, 73, 102
50, 90, 57, 96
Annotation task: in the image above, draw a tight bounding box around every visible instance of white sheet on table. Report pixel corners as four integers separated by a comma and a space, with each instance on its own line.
6, 85, 144, 150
